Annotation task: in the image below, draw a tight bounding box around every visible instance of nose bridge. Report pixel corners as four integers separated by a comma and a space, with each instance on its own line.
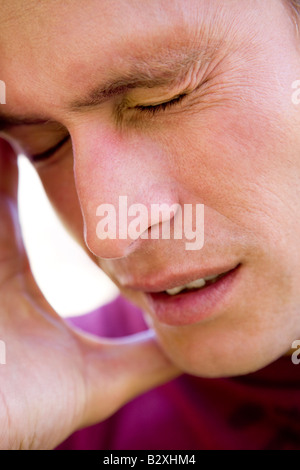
72, 123, 178, 259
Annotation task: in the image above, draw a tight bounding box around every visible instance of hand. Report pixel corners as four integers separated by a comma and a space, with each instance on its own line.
0, 138, 179, 449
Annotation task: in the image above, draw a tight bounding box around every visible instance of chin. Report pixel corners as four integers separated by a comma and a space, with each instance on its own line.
154, 328, 292, 379
164, 351, 277, 379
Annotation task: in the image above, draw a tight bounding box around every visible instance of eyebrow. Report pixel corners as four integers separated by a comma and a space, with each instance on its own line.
69, 50, 204, 111
0, 47, 213, 131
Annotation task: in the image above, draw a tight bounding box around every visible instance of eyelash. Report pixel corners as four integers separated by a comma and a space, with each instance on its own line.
31, 134, 70, 163
133, 93, 187, 115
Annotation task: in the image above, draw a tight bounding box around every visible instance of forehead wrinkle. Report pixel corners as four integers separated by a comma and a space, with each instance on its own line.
69, 46, 216, 111
0, 45, 218, 130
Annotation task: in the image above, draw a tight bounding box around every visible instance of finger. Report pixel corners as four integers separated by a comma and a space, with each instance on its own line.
73, 328, 180, 429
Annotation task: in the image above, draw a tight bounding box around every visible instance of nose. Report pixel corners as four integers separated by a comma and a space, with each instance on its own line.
72, 122, 179, 259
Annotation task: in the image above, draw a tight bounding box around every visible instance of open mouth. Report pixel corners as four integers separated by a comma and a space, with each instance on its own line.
164, 271, 229, 296
147, 265, 241, 326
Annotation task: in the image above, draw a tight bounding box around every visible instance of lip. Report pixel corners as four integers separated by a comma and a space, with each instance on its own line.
121, 263, 240, 294
145, 264, 241, 326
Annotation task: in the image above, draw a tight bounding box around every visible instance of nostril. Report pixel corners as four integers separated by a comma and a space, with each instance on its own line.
84, 219, 134, 260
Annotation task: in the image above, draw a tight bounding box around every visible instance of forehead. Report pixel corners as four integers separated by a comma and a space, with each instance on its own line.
0, 0, 258, 120
0, 1, 228, 71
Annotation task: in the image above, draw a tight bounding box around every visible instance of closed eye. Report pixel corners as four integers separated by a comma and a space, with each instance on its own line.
30, 134, 70, 162
133, 92, 188, 115
29, 94, 186, 161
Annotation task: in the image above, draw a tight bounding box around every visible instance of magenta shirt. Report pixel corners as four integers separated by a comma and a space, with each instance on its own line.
56, 295, 300, 450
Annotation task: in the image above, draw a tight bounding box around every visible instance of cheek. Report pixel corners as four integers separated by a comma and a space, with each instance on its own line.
143, 106, 300, 377
160, 102, 300, 251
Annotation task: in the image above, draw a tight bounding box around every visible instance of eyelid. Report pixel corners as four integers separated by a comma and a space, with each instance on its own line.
30, 134, 70, 162
134, 92, 187, 112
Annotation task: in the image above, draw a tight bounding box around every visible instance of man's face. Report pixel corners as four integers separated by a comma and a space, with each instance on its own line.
1, 0, 300, 377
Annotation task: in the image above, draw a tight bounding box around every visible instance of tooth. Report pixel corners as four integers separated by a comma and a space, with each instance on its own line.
166, 286, 185, 296
204, 274, 219, 281
185, 278, 206, 289
165, 276, 213, 295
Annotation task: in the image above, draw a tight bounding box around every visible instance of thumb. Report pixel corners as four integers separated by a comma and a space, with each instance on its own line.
74, 327, 180, 429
